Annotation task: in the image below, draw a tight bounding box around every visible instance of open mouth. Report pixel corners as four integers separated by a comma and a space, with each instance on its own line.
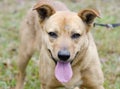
48, 49, 73, 83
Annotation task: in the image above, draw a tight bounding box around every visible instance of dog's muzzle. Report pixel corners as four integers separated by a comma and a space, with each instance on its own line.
58, 50, 70, 61
48, 49, 57, 64
48, 49, 79, 64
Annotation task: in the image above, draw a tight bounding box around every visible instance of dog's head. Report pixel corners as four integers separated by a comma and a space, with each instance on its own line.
34, 3, 100, 63
33, 2, 100, 83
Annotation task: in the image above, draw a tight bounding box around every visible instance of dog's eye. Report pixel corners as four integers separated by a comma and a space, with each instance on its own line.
71, 33, 81, 39
48, 32, 58, 38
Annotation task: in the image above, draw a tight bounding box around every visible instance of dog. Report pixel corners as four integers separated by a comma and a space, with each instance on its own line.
15, 0, 104, 89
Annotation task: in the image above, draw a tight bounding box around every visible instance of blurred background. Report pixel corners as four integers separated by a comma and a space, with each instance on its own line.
0, 0, 120, 89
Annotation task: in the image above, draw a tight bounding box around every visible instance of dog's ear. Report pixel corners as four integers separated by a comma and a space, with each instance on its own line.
78, 9, 100, 26
33, 3, 55, 22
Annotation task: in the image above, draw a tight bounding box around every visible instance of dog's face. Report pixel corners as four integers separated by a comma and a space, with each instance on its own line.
44, 12, 86, 63
34, 4, 100, 63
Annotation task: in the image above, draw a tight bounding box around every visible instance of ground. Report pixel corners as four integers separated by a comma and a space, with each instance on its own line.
0, 0, 120, 89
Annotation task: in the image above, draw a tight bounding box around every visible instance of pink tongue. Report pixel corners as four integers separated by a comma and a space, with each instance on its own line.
55, 61, 73, 83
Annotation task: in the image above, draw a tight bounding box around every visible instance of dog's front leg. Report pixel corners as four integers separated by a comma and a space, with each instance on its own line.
41, 84, 56, 89
15, 41, 34, 89
74, 87, 80, 89
85, 86, 104, 89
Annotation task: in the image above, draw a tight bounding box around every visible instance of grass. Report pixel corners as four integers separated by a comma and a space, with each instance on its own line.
0, 0, 120, 89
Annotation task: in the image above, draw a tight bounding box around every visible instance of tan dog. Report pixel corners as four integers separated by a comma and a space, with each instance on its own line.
15, 0, 104, 89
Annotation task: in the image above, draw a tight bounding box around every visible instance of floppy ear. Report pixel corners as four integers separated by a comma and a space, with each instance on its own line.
33, 3, 55, 22
78, 9, 100, 26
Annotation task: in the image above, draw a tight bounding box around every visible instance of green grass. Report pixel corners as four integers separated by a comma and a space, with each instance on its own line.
0, 0, 120, 89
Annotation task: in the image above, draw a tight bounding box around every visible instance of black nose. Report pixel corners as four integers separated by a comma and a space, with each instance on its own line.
58, 50, 70, 61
